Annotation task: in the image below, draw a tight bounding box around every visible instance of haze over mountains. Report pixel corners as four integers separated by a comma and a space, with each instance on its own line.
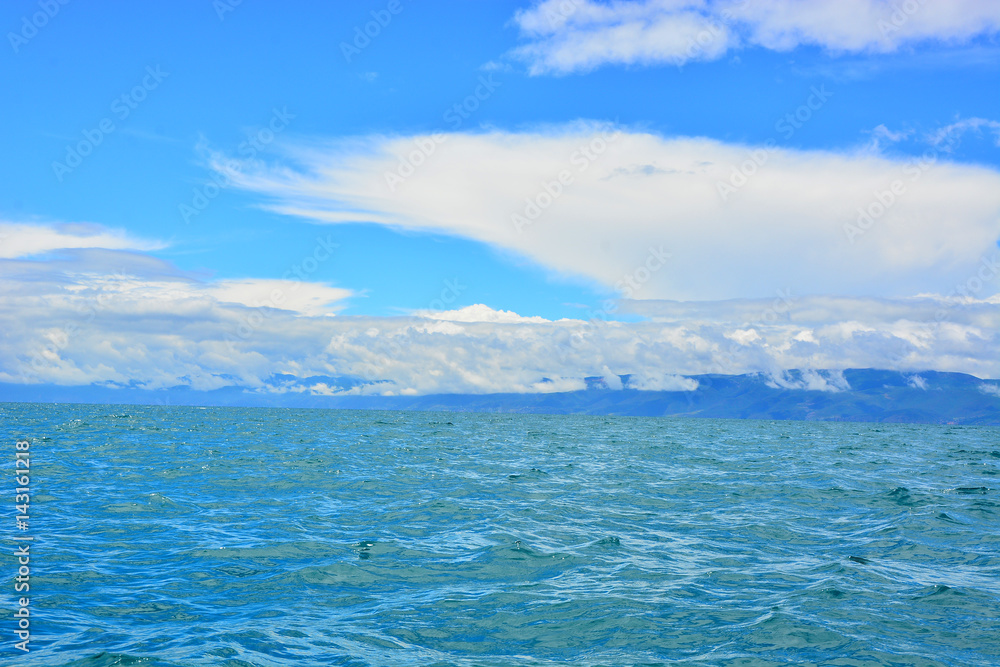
4, 369, 998, 425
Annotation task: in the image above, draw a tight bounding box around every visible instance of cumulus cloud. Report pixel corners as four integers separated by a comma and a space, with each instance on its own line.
215, 126, 1000, 302
415, 303, 552, 323
508, 0, 1000, 74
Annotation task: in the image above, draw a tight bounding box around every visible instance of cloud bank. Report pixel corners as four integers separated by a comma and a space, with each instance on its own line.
2, 224, 997, 396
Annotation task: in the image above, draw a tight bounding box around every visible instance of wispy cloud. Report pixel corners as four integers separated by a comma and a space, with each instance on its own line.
928, 117, 1000, 151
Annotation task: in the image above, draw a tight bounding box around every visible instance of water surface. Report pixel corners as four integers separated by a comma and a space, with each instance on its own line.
3, 403, 999, 666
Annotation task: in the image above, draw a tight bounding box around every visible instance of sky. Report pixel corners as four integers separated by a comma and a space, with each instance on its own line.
1, 0, 999, 397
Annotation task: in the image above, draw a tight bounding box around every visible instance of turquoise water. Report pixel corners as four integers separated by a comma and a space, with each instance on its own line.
3, 403, 999, 666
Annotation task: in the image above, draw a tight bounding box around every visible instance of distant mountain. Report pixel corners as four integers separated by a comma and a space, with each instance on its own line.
2, 369, 998, 425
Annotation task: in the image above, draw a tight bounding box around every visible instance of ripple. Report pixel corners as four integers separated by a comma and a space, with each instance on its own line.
7, 404, 999, 666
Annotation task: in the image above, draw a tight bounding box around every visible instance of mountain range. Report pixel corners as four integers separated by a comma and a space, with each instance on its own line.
3, 369, 999, 425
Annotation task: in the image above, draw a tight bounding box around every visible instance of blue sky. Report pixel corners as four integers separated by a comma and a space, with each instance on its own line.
2, 0, 1000, 396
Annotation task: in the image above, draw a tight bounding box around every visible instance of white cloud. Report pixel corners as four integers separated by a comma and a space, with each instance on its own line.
907, 374, 928, 389
416, 303, 551, 323
0, 222, 164, 259
511, 0, 733, 74
3, 254, 998, 395
928, 117, 1000, 151
627, 372, 700, 391
766, 369, 851, 392
726, 328, 761, 345
2, 222, 997, 397
217, 126, 1000, 302
980, 383, 1000, 397
207, 279, 350, 317
865, 123, 914, 151
508, 0, 1000, 74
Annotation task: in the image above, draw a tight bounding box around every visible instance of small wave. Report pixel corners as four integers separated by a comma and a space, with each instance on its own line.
58, 653, 188, 667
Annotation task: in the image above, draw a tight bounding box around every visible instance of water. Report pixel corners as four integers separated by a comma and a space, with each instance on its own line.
3, 403, 999, 666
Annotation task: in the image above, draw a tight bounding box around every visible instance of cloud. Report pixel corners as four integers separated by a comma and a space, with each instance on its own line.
415, 303, 552, 323
626, 372, 700, 391
508, 0, 1000, 74
3, 249, 998, 394
865, 123, 914, 151
622, 293, 1000, 326
510, 0, 734, 74
928, 117, 1000, 150
214, 125, 1000, 302
0, 221, 164, 259
206, 279, 350, 317
766, 369, 851, 392
980, 383, 1000, 397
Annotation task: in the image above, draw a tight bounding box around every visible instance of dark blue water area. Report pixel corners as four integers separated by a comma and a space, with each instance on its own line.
1, 403, 998, 666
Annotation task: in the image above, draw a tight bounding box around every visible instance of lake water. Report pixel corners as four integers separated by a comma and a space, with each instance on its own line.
3, 403, 999, 666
